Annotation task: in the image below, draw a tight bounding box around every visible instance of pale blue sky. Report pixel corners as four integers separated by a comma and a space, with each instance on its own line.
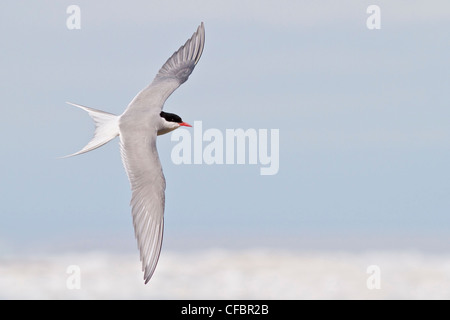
1, 1, 450, 255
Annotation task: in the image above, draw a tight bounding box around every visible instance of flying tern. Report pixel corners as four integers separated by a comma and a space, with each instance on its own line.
65, 22, 205, 283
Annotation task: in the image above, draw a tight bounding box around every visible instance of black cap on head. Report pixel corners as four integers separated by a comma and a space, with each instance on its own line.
160, 111, 182, 123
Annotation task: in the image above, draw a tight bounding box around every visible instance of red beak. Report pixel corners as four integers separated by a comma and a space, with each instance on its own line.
179, 122, 192, 127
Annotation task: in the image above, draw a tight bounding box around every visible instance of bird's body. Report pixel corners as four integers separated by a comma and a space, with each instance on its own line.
65, 23, 205, 283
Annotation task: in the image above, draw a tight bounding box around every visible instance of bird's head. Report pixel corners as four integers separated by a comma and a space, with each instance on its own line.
158, 111, 192, 136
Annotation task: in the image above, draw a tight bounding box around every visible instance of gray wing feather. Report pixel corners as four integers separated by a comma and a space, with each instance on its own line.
119, 129, 166, 284
122, 22, 205, 115
155, 22, 205, 84
118, 22, 205, 283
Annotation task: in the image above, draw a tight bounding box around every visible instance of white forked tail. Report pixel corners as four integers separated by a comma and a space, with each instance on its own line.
64, 102, 120, 158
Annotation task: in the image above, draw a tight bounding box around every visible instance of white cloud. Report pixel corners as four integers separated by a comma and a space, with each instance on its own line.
2, 249, 450, 299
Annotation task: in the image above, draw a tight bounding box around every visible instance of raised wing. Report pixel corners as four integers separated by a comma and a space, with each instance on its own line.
119, 128, 166, 284
122, 22, 205, 115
